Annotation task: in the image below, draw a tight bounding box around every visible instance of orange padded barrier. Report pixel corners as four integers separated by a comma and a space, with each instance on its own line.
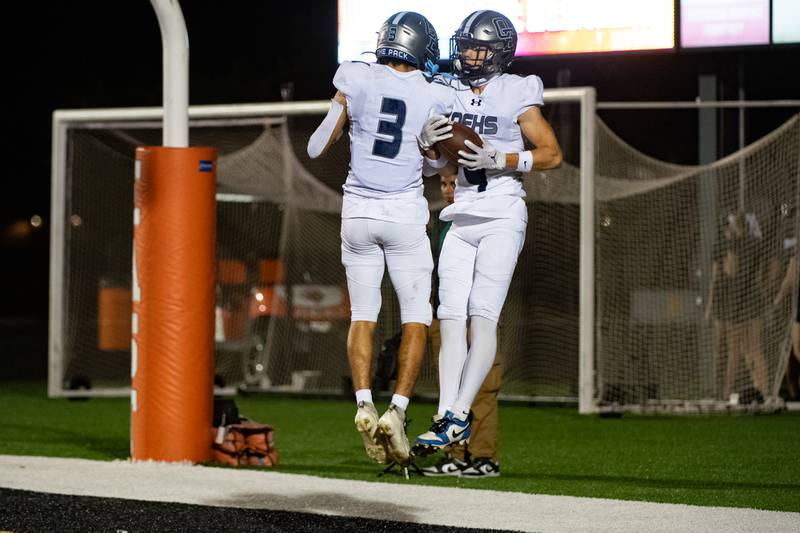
131, 146, 217, 463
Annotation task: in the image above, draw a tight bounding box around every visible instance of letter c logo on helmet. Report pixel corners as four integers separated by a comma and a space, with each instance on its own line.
493, 17, 516, 48
450, 10, 518, 81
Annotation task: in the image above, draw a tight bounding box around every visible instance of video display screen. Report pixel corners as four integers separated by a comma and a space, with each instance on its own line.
680, 0, 769, 48
337, 0, 675, 63
772, 0, 800, 44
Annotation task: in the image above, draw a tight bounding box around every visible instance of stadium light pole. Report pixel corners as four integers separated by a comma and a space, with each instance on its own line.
131, 0, 217, 463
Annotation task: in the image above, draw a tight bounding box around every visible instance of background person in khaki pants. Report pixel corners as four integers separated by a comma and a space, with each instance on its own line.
422, 174, 501, 478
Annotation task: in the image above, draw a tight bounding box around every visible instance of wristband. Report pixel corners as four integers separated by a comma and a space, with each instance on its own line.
515, 151, 533, 173
425, 154, 449, 169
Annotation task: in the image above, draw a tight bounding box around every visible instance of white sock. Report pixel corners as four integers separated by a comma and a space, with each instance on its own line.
391, 394, 409, 411
438, 318, 468, 416
355, 389, 373, 405
452, 409, 470, 421
452, 316, 497, 416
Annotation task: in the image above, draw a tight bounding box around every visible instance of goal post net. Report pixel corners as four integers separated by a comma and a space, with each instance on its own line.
590, 113, 799, 412
49, 96, 799, 414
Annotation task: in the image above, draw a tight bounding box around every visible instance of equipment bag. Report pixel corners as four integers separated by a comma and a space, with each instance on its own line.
211, 398, 278, 467
212, 419, 279, 467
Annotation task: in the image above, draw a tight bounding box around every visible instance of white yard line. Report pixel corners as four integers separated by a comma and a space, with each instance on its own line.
0, 455, 796, 533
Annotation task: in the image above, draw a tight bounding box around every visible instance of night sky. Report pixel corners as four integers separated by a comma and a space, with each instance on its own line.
1, 0, 798, 329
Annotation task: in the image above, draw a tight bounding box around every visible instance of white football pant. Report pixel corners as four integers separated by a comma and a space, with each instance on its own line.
437, 215, 526, 322
341, 218, 433, 325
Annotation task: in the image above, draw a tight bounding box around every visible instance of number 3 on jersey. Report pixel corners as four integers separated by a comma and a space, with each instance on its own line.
372, 97, 406, 159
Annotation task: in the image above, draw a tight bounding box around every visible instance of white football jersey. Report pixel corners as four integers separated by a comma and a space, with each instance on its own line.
334, 61, 454, 223
441, 73, 544, 222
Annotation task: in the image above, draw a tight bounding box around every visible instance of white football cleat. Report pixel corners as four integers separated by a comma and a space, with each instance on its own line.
354, 401, 387, 464
378, 404, 411, 465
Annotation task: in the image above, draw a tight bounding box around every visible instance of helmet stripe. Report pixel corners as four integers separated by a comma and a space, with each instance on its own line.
464, 10, 487, 34
391, 11, 408, 25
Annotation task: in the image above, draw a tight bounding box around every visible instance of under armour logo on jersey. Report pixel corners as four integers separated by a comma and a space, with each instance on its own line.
470, 98, 482, 106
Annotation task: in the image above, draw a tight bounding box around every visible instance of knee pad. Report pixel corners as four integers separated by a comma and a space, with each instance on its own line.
396, 273, 433, 325
345, 270, 382, 323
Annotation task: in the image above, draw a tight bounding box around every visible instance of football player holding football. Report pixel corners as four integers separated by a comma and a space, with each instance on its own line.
416, 10, 562, 452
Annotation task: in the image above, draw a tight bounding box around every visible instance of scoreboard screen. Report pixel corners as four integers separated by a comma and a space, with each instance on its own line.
337, 0, 675, 63
680, 0, 769, 48
773, 0, 800, 44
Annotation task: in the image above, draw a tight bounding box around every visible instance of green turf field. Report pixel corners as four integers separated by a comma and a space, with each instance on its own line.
1, 382, 798, 512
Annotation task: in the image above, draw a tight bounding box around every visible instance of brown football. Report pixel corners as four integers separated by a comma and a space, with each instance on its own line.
434, 121, 483, 166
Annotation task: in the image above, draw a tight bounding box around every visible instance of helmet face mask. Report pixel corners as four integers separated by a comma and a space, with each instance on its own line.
450, 37, 504, 80
450, 10, 517, 82
375, 12, 439, 71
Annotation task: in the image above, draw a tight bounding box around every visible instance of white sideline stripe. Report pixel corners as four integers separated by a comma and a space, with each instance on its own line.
0, 455, 796, 533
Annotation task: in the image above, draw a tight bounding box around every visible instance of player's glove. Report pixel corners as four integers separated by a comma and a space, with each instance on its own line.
417, 113, 453, 151
458, 139, 506, 171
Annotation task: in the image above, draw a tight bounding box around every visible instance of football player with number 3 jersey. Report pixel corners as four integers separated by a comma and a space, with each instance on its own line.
415, 10, 563, 452
307, 11, 454, 466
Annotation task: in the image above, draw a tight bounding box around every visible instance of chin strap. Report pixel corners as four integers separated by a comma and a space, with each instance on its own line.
424, 59, 439, 76
424, 59, 458, 84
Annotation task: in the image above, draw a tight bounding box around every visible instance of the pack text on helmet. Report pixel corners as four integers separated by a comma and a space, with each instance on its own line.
376, 11, 440, 71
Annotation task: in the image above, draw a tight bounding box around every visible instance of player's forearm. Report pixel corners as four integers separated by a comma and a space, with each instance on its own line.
422, 148, 451, 177
532, 145, 562, 170
307, 93, 348, 159
503, 146, 562, 172
517, 107, 563, 171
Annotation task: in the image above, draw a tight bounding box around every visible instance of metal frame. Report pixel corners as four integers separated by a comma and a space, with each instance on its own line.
597, 100, 800, 110
49, 89, 599, 400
